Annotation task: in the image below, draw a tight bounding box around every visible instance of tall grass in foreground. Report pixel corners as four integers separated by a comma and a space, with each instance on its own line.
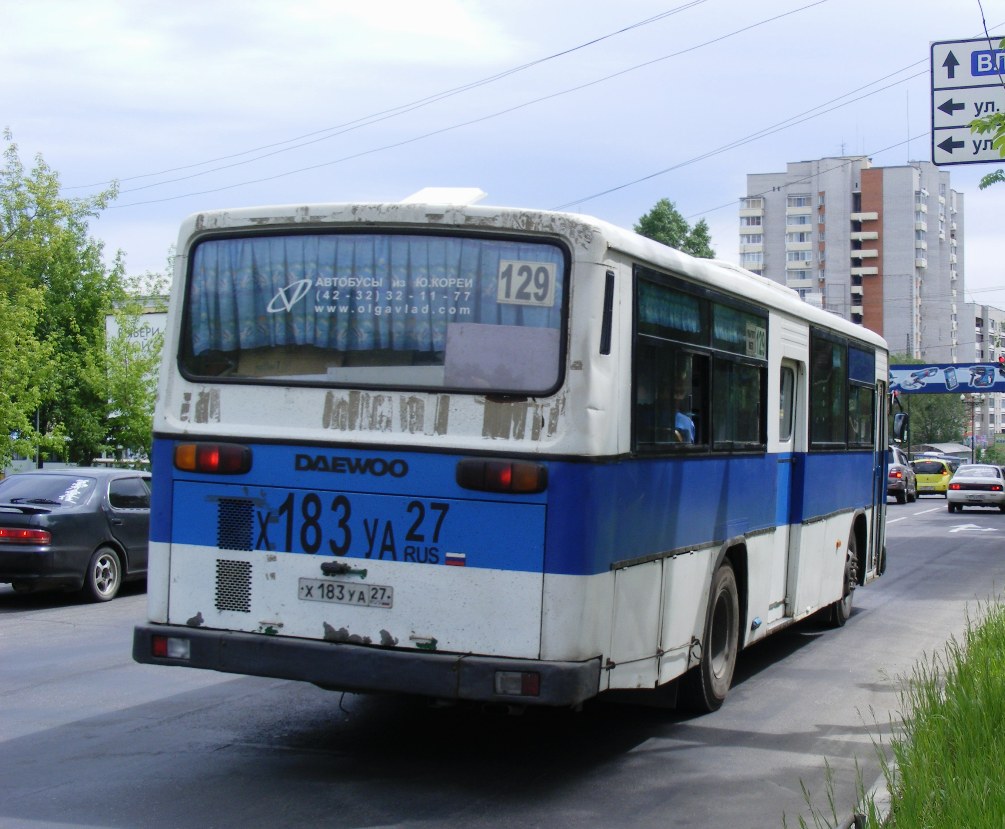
874, 601, 1005, 827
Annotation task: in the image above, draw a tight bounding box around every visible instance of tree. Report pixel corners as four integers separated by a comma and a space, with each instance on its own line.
0, 129, 161, 467
890, 354, 966, 446
969, 36, 1005, 189
104, 288, 166, 460
634, 199, 716, 258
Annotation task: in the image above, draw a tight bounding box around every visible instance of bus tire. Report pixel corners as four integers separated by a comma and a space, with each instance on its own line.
679, 561, 739, 714
826, 533, 857, 628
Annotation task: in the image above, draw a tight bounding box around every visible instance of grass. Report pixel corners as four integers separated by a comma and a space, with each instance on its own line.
868, 601, 1005, 827
788, 601, 1005, 828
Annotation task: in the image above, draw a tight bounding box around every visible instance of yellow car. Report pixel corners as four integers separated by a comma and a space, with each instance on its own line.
911, 458, 955, 497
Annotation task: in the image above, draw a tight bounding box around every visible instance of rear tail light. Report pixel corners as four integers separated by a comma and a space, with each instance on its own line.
494, 670, 541, 697
151, 635, 191, 660
174, 442, 252, 474
889, 470, 903, 480
456, 459, 548, 494
0, 528, 51, 544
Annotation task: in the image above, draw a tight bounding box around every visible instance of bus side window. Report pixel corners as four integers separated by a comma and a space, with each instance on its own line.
635, 344, 708, 448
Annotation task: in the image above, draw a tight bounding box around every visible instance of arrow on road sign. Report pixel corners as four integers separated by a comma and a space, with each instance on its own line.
943, 51, 960, 79
938, 98, 966, 116
938, 136, 966, 154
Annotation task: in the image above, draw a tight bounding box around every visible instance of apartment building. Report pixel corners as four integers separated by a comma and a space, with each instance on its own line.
739, 157, 963, 363
960, 301, 1005, 442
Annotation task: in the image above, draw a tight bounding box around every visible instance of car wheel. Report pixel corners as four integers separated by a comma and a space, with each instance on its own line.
83, 547, 122, 602
10, 581, 36, 595
948, 503, 956, 513
895, 490, 906, 504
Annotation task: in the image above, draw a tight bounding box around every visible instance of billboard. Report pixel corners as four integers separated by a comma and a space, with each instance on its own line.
890, 363, 1005, 394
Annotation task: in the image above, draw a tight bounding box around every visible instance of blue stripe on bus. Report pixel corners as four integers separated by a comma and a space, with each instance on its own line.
150, 438, 876, 577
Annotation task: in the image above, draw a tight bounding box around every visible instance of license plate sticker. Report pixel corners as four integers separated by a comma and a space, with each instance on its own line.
298, 578, 393, 608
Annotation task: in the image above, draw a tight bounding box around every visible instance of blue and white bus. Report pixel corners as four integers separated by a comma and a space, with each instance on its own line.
133, 197, 889, 712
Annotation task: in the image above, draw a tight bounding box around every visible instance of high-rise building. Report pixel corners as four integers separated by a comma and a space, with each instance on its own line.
739, 157, 963, 362
960, 301, 1005, 442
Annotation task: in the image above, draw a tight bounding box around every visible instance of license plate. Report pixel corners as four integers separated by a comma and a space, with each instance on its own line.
298, 578, 393, 608
920, 484, 935, 490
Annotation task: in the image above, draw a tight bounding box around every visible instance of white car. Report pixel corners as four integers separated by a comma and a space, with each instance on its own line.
946, 464, 1005, 513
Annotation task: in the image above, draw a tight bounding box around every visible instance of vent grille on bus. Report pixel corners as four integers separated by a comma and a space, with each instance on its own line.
215, 559, 252, 613
217, 498, 254, 551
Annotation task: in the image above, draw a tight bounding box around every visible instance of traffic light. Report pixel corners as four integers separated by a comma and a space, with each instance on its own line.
999, 355, 1005, 379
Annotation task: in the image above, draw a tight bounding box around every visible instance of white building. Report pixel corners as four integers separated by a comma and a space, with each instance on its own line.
740, 157, 963, 362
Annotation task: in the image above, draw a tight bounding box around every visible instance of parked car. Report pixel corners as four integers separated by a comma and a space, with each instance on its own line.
947, 464, 1005, 513
887, 445, 917, 504
911, 458, 955, 497
0, 467, 150, 601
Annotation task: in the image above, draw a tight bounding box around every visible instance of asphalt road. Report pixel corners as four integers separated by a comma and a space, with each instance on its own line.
1, 496, 1001, 829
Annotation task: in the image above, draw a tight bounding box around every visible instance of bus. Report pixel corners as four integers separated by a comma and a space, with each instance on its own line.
133, 197, 889, 713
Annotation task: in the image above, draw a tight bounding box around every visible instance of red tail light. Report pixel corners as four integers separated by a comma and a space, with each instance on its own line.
0, 528, 51, 544
889, 470, 904, 480
174, 443, 252, 474
456, 459, 547, 494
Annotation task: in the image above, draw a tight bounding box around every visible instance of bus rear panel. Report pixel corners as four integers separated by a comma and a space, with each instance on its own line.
134, 201, 888, 710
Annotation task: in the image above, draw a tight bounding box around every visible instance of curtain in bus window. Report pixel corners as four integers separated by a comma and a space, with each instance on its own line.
637, 280, 705, 345
188, 235, 564, 356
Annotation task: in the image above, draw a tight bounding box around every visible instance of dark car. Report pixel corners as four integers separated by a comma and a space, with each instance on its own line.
0, 467, 150, 601
887, 445, 917, 504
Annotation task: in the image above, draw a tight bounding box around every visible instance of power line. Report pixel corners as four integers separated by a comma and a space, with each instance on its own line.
553, 71, 926, 211
70, 1, 710, 192
106, 0, 829, 208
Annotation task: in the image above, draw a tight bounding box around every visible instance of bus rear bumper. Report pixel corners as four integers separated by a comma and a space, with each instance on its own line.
133, 624, 602, 707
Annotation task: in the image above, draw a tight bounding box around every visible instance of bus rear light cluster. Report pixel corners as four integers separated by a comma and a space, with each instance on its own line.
0, 528, 51, 544
174, 442, 252, 474
455, 459, 548, 494
494, 670, 541, 697
151, 635, 191, 660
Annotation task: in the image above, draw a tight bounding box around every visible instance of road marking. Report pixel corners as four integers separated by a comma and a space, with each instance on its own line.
949, 523, 998, 533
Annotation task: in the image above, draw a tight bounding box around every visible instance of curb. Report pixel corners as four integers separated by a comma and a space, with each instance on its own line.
840, 771, 892, 829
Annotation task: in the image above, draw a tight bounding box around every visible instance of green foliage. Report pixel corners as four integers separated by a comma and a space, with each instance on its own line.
971, 37, 1005, 190
105, 293, 164, 459
634, 198, 716, 258
875, 602, 1005, 827
0, 129, 163, 467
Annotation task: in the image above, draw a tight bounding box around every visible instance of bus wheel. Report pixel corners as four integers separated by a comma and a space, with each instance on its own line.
826, 534, 858, 628
679, 561, 739, 714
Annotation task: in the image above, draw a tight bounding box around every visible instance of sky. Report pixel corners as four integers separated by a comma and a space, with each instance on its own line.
7, 0, 1005, 308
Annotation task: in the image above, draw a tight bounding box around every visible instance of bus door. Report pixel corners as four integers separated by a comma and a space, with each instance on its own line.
769, 358, 801, 623
870, 379, 889, 576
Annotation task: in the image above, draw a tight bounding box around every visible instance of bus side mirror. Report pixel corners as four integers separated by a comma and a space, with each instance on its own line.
893, 412, 909, 441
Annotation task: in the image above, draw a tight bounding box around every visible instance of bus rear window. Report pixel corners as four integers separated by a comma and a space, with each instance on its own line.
181, 233, 567, 395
